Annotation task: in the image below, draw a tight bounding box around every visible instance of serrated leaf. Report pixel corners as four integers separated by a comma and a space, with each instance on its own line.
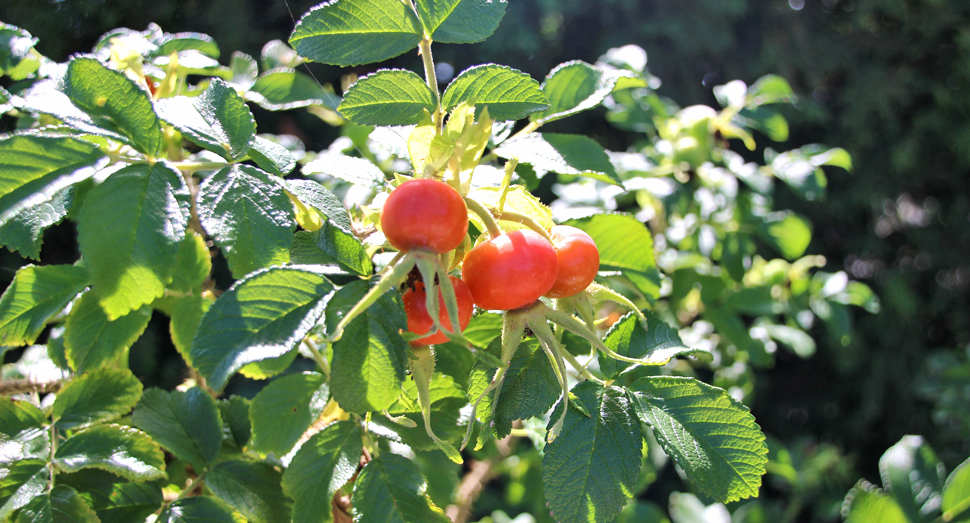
600, 311, 709, 378
0, 264, 87, 346
227, 52, 258, 90
337, 69, 436, 126
206, 460, 290, 523
0, 134, 104, 226
58, 469, 163, 523
0, 459, 47, 520
250, 69, 340, 111
14, 486, 99, 523
250, 372, 329, 457
468, 337, 558, 439
53, 368, 143, 430
879, 435, 945, 523
291, 228, 372, 276
154, 32, 220, 59
627, 376, 768, 503
77, 161, 190, 319
159, 497, 244, 523
170, 295, 212, 365
351, 453, 450, 523
326, 280, 408, 414
219, 396, 253, 449
64, 292, 152, 373
249, 136, 297, 176
494, 132, 620, 185
415, 0, 507, 43
467, 185, 553, 229
441, 64, 549, 121
191, 266, 335, 391
0, 400, 46, 441
532, 60, 639, 124
19, 81, 134, 146
170, 230, 211, 292
756, 211, 811, 260
302, 152, 387, 188
287, 179, 353, 231
843, 481, 910, 523
289, 0, 423, 67
943, 459, 970, 521
282, 421, 362, 523
542, 381, 642, 523
131, 387, 223, 470
63, 57, 164, 156
197, 165, 295, 278
155, 78, 256, 161
55, 424, 166, 481
0, 187, 73, 260
238, 345, 299, 381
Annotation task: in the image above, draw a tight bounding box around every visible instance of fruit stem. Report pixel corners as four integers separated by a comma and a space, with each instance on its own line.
327, 255, 416, 342
303, 337, 330, 380
545, 307, 662, 366
418, 38, 443, 129
496, 210, 553, 242
464, 197, 503, 239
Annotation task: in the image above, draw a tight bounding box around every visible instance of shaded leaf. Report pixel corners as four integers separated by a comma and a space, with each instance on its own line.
14, 486, 99, 523
351, 453, 450, 523
53, 368, 143, 430
250, 69, 340, 111
131, 387, 223, 470
879, 435, 945, 523
250, 372, 329, 457
0, 459, 47, 520
0, 264, 87, 346
282, 421, 362, 523
64, 292, 152, 373
58, 469, 163, 523
158, 497, 244, 523
219, 396, 253, 449
206, 460, 290, 523
0, 187, 73, 260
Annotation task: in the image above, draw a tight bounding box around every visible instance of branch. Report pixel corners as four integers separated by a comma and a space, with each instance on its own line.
0, 378, 63, 396
446, 435, 515, 523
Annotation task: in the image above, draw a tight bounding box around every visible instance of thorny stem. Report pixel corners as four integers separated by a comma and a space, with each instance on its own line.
464, 197, 502, 239
304, 338, 330, 380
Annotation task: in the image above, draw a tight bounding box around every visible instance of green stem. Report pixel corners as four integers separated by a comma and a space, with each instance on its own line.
465, 197, 502, 239
48, 424, 57, 491
175, 470, 207, 501
327, 255, 416, 342
172, 161, 229, 173
303, 338, 330, 380
418, 38, 442, 128
507, 120, 542, 142
560, 347, 601, 383
497, 210, 552, 242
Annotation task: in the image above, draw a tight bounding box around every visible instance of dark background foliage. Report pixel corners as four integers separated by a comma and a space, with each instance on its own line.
3, 0, 969, 519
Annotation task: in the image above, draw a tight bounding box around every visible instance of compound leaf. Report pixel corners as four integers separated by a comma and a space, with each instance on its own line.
52, 368, 143, 430
542, 381, 642, 523
77, 161, 190, 319
441, 64, 549, 121
0, 264, 87, 346
54, 425, 166, 482
131, 387, 223, 470
250, 372, 329, 457
351, 453, 450, 523
197, 165, 295, 278
191, 266, 335, 391
627, 376, 768, 503
290, 0, 423, 66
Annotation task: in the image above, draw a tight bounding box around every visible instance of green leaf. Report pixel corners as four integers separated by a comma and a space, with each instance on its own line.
159, 497, 244, 523
532, 61, 639, 124
627, 376, 768, 503
302, 152, 387, 188
169, 295, 212, 365
77, 161, 190, 319
351, 453, 450, 523
414, 0, 507, 43
494, 132, 620, 185
0, 23, 39, 80
0, 187, 73, 260
746, 75, 795, 106
170, 231, 211, 292
468, 338, 558, 439
64, 292, 152, 373
58, 469, 163, 523
206, 460, 290, 523
155, 78, 256, 161
19, 81, 132, 145
843, 481, 910, 523
0, 400, 46, 441
63, 57, 164, 156
600, 311, 709, 378
154, 32, 220, 59
0, 134, 104, 226
288, 180, 372, 276
542, 381, 642, 523
0, 459, 47, 520
227, 52, 258, 91
325, 280, 408, 414
762, 322, 816, 357
249, 136, 297, 176
289, 0, 423, 67
52, 368, 143, 430
376, 372, 466, 451
943, 459, 970, 522
14, 486, 99, 523
564, 213, 660, 298
879, 435, 945, 523
198, 165, 295, 278
282, 421, 362, 523
191, 266, 335, 391
250, 372, 329, 457
0, 264, 87, 346
287, 179, 354, 231
756, 211, 812, 260
250, 69, 340, 111
219, 396, 253, 449
55, 424, 166, 482
131, 387, 224, 470
441, 64, 549, 121
337, 70, 436, 126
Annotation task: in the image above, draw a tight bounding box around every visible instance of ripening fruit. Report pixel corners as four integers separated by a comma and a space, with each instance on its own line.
402, 277, 475, 345
461, 229, 559, 310
380, 179, 468, 254
545, 225, 599, 298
